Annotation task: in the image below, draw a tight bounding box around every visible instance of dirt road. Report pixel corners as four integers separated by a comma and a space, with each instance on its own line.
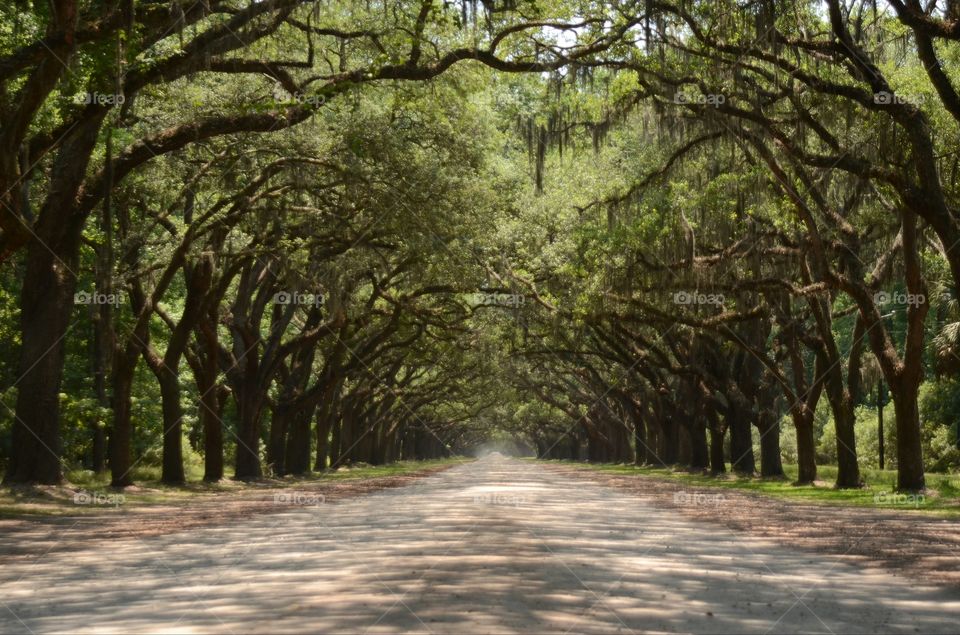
2, 454, 957, 634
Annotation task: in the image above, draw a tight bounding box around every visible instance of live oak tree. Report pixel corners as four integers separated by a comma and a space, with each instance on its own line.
1, 0, 648, 483
2, 0, 960, 495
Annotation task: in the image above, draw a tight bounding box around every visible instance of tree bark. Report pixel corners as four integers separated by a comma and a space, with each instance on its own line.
267, 402, 290, 476
157, 371, 185, 483
4, 126, 104, 484
234, 375, 263, 479
757, 414, 785, 478
197, 309, 225, 482
727, 402, 755, 475
709, 417, 726, 474
794, 412, 817, 484
892, 382, 925, 490
108, 351, 137, 487
284, 404, 316, 475
688, 416, 709, 470
831, 398, 861, 488
4, 238, 76, 484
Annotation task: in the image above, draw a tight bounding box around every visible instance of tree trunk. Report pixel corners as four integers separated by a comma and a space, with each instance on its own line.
233, 380, 262, 479
267, 403, 290, 476
354, 414, 376, 463
109, 285, 156, 487
4, 117, 103, 484
757, 414, 785, 478
633, 415, 647, 465
329, 416, 343, 468
284, 405, 316, 475
689, 417, 709, 470
877, 382, 885, 471
339, 409, 356, 465
832, 401, 861, 488
661, 412, 679, 464
678, 418, 692, 466
643, 416, 661, 465
90, 287, 111, 475
158, 372, 185, 484
709, 421, 726, 474
607, 412, 633, 463
313, 414, 331, 471
728, 406, 755, 474
198, 317, 224, 482
570, 428, 582, 461
371, 420, 387, 465
794, 413, 817, 484
145, 255, 211, 484
201, 386, 226, 483
890, 210, 927, 491
109, 352, 137, 487
820, 357, 861, 488
383, 424, 399, 463
892, 382, 926, 491
3, 237, 82, 484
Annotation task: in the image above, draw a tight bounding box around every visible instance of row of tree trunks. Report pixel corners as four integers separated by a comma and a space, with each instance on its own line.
399, 426, 449, 461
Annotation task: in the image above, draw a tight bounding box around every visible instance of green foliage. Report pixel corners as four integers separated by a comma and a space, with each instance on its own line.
919, 379, 960, 471
810, 383, 960, 474
5, 0, 960, 494
139, 434, 205, 480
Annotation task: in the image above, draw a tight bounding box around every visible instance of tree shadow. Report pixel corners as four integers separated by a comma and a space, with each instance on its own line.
2, 456, 958, 634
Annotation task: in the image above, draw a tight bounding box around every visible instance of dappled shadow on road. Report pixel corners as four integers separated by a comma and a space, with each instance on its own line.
544, 462, 960, 589
2, 455, 958, 633
0, 466, 455, 561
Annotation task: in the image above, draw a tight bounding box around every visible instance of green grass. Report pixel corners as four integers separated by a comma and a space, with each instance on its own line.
0, 458, 465, 517
542, 459, 960, 517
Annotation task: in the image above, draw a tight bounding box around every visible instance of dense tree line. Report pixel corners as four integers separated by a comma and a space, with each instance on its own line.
0, 0, 640, 485
494, 0, 960, 492
2, 0, 959, 493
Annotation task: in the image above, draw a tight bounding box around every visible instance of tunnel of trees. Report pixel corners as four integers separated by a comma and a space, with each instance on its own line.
2, 0, 960, 494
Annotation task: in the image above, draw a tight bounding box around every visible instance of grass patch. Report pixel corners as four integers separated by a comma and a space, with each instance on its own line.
542, 460, 960, 517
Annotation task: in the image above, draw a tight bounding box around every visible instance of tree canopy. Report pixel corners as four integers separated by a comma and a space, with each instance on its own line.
2, 0, 960, 493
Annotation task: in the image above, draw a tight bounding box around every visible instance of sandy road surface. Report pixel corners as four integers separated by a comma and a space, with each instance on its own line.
2, 455, 957, 634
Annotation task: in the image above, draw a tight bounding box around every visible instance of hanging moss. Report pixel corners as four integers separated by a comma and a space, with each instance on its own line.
591, 119, 611, 153
535, 124, 547, 193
